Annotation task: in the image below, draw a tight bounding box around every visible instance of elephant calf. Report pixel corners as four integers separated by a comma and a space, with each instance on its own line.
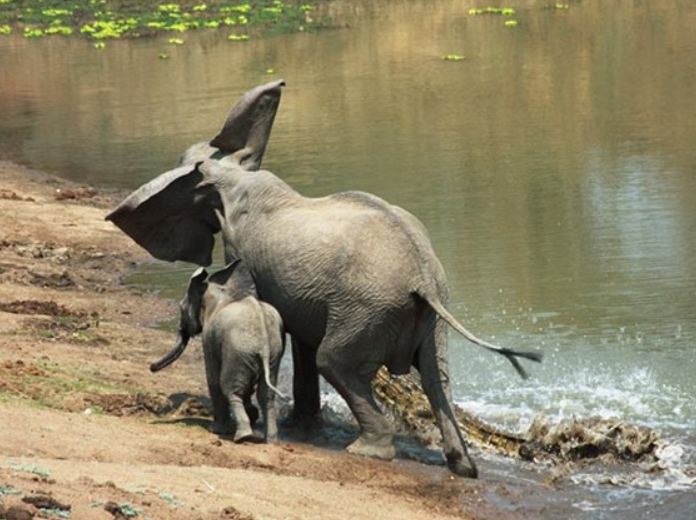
150, 261, 286, 443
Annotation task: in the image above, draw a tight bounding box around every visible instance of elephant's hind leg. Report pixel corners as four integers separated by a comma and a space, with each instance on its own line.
418, 317, 478, 478
204, 349, 233, 435
316, 336, 395, 460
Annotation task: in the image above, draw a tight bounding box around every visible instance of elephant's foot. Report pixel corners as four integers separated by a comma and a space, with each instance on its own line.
210, 420, 234, 435
346, 433, 396, 461
233, 425, 255, 443
234, 431, 264, 444
446, 451, 478, 479
283, 410, 322, 431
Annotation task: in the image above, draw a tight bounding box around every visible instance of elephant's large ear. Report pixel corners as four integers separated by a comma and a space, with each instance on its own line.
209, 79, 285, 171
105, 162, 224, 266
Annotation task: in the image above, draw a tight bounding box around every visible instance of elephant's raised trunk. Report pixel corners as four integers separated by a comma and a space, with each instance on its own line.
150, 330, 190, 372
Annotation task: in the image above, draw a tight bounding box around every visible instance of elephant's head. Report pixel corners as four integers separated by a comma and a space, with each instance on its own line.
150, 267, 208, 372
149, 261, 257, 372
106, 80, 285, 266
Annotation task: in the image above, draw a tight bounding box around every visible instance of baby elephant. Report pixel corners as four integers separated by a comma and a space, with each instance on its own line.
150, 261, 286, 443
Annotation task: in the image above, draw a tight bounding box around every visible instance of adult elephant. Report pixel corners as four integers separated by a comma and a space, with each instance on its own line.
107, 81, 541, 477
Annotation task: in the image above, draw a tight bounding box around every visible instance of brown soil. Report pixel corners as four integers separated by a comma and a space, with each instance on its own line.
0, 161, 519, 519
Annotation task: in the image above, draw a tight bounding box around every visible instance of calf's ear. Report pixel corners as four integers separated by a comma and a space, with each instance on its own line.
186, 267, 209, 301
208, 260, 257, 300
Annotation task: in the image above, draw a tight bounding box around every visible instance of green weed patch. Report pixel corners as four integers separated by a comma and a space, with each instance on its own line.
0, 0, 329, 40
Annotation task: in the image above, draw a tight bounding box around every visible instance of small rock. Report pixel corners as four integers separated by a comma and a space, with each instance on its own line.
22, 494, 70, 511
5, 504, 35, 520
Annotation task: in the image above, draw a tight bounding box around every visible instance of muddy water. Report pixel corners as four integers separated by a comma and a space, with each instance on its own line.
2, 0, 695, 516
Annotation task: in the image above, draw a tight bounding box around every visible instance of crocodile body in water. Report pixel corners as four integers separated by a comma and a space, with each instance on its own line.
372, 367, 660, 464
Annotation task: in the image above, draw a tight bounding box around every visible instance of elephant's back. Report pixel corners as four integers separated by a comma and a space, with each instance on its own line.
205, 299, 266, 355
324, 191, 446, 290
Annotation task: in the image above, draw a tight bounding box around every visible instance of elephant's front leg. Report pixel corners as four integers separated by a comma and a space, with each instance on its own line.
291, 337, 320, 425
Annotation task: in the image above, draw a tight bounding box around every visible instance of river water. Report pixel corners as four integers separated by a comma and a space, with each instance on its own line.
1, 0, 695, 517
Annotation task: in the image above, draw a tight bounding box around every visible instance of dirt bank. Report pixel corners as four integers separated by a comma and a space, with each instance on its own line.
0, 161, 522, 519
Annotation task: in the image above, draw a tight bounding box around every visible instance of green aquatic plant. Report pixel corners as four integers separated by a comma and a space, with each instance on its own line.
158, 4, 181, 14
469, 6, 516, 16
442, 54, 464, 61
45, 25, 74, 36
0, 0, 325, 40
504, 19, 519, 27
164, 22, 189, 31
93, 41, 106, 48
42, 9, 73, 18
554, 3, 570, 9
168, 37, 184, 44
266, 67, 275, 74
220, 4, 251, 14
23, 26, 44, 38
158, 52, 170, 59
227, 33, 249, 41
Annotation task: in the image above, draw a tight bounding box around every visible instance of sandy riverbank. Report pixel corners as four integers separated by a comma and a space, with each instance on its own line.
0, 161, 519, 519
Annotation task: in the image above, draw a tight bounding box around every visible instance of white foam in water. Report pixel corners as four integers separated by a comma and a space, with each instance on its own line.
453, 352, 696, 493
454, 360, 695, 433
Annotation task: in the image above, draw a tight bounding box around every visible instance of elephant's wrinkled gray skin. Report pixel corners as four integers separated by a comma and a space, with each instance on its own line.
150, 261, 286, 443
107, 81, 542, 477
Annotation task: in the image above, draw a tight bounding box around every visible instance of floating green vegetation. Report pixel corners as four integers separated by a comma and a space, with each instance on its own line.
228, 33, 249, 41
158, 52, 170, 59
168, 36, 184, 44
93, 41, 105, 48
0, 0, 329, 41
469, 6, 516, 16
23, 25, 44, 38
504, 19, 519, 27
442, 54, 464, 61
554, 3, 570, 9
265, 67, 275, 74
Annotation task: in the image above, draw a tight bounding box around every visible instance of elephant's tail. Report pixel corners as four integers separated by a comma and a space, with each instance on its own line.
254, 300, 287, 400
418, 291, 543, 379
